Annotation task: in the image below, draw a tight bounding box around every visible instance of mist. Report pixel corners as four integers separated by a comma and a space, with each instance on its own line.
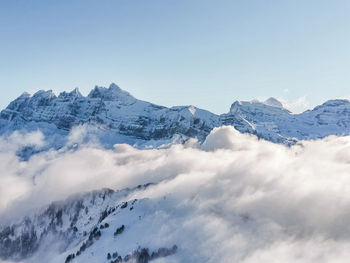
1, 126, 350, 262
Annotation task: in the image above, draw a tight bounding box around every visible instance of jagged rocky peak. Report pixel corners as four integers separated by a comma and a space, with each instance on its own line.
8, 90, 56, 107
58, 87, 83, 99
25, 90, 57, 107
88, 85, 108, 98
108, 82, 126, 94
32, 89, 56, 99
87, 83, 136, 103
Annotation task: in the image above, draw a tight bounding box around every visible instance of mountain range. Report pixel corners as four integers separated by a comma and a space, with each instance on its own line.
1, 83, 350, 152
1, 84, 350, 263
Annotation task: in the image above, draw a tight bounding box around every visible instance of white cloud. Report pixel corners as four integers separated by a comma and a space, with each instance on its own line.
1, 126, 350, 262
278, 96, 310, 113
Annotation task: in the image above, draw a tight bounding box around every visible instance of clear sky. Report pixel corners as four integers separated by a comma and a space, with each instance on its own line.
1, 0, 350, 114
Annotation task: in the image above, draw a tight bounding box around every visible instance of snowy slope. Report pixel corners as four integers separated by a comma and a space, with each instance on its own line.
0, 186, 181, 263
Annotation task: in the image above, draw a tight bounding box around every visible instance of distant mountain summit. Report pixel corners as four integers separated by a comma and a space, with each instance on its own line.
263, 97, 284, 108
87, 83, 136, 103
1, 83, 350, 151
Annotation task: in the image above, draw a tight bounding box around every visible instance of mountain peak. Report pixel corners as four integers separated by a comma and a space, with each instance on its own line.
107, 83, 134, 98
88, 83, 136, 102
229, 97, 285, 114
19, 92, 31, 99
108, 82, 121, 91
263, 97, 283, 108
59, 87, 83, 99
33, 89, 55, 97
88, 86, 107, 98
69, 87, 83, 97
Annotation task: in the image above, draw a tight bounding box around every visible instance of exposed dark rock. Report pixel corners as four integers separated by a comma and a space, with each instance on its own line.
114, 225, 125, 236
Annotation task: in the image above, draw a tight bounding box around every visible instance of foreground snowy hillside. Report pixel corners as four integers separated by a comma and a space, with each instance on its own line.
2, 83, 350, 153
1, 186, 179, 263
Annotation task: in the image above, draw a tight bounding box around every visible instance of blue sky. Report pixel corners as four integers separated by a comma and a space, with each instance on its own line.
1, 0, 350, 113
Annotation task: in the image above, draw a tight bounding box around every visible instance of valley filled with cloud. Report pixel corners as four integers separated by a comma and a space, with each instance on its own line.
1, 126, 350, 262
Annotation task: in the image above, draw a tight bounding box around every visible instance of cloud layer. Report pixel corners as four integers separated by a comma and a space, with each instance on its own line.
1, 126, 350, 262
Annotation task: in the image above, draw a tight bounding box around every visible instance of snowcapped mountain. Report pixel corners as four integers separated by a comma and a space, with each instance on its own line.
2, 83, 350, 149
222, 98, 350, 144
2, 85, 350, 262
0, 84, 220, 152
0, 83, 220, 141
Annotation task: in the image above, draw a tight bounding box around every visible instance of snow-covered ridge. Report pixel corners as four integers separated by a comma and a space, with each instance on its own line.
1, 83, 350, 148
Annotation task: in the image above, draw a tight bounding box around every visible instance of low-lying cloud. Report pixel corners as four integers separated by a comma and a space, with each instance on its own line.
1, 126, 350, 262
